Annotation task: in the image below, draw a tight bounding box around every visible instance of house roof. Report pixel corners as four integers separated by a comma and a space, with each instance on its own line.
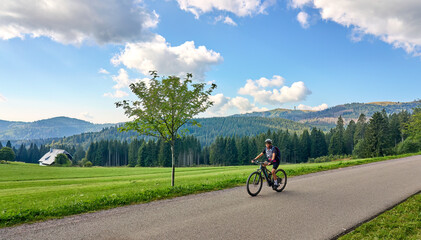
39, 149, 72, 165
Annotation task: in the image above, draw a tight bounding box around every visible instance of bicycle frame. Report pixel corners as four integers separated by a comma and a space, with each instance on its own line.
256, 164, 272, 186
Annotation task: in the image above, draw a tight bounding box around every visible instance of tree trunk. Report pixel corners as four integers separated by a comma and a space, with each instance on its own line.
171, 144, 175, 187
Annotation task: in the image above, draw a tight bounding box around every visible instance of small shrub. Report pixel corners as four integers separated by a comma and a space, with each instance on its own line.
54, 154, 72, 167
0, 160, 8, 164
84, 161, 93, 167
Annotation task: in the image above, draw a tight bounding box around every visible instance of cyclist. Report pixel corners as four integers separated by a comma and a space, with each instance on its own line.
252, 139, 281, 187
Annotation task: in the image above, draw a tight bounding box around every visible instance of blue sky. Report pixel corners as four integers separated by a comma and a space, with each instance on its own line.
0, 0, 420, 123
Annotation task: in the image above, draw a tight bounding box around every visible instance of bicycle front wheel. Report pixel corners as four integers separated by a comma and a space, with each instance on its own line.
246, 171, 263, 196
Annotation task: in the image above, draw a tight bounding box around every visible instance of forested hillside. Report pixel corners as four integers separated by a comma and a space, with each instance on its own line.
237, 100, 421, 125
47, 116, 313, 149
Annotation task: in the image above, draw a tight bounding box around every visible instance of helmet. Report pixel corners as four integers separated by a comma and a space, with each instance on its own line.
265, 139, 272, 144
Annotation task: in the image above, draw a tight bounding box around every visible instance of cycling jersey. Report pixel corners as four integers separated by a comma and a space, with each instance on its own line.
262, 146, 280, 163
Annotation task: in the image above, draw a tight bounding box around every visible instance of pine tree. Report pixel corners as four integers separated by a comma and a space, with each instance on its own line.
225, 137, 238, 165
6, 141, 12, 148
364, 112, 390, 157
237, 137, 249, 165
158, 140, 172, 167
329, 116, 346, 155
354, 114, 367, 144
291, 132, 300, 163
344, 120, 356, 154
128, 140, 139, 167
299, 129, 311, 162
137, 142, 147, 166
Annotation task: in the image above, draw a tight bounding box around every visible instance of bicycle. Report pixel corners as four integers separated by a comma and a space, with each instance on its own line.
246, 160, 287, 196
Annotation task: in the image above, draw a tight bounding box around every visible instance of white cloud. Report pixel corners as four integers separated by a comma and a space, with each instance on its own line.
238, 75, 311, 105
224, 16, 238, 26
0, 94, 6, 102
297, 103, 328, 111
215, 15, 238, 26
0, 0, 159, 45
207, 93, 267, 116
111, 69, 132, 89
176, 0, 275, 18
291, 0, 421, 55
111, 34, 223, 80
98, 68, 110, 74
297, 11, 309, 28
104, 90, 129, 98
104, 68, 152, 98
289, 0, 312, 8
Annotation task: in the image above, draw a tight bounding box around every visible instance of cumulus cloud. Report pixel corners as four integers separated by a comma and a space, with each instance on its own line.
176, 0, 275, 18
207, 93, 267, 116
215, 15, 238, 26
297, 11, 309, 28
0, 94, 6, 102
297, 103, 328, 111
238, 75, 311, 105
98, 68, 110, 74
291, 0, 421, 55
103, 90, 129, 98
111, 34, 223, 80
104, 68, 151, 98
0, 0, 159, 45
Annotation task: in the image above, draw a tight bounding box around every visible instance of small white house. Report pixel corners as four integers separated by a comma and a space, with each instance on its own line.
39, 149, 73, 166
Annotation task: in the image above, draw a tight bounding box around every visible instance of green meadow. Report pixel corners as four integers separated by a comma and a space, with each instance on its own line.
340, 193, 420, 240
1, 152, 419, 228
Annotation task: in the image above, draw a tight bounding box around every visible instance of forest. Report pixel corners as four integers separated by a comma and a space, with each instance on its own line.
1, 108, 420, 167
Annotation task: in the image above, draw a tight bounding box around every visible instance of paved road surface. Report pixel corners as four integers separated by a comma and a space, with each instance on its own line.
1, 155, 420, 240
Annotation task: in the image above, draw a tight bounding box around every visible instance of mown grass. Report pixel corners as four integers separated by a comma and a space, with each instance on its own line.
340, 194, 421, 240
0, 152, 419, 228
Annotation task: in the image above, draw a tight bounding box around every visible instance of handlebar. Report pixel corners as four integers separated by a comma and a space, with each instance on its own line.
252, 160, 266, 165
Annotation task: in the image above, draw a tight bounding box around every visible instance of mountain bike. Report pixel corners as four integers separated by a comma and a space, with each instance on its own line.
246, 160, 287, 196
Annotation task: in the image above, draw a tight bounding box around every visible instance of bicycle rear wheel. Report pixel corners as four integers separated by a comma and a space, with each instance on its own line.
273, 169, 287, 192
246, 171, 263, 196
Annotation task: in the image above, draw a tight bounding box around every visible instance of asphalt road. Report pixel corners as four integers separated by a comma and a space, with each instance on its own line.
1, 155, 420, 240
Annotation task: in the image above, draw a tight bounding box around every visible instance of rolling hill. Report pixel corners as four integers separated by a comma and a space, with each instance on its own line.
0, 117, 114, 141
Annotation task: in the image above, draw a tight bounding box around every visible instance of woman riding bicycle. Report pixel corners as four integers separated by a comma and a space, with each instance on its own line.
251, 139, 281, 187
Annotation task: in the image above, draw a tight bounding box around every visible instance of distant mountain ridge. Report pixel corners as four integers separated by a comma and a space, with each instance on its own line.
0, 117, 115, 141
235, 100, 421, 126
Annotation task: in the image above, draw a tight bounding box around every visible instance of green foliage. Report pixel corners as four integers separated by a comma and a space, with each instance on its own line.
329, 116, 346, 155
308, 154, 351, 163
55, 153, 71, 166
0, 147, 15, 162
116, 72, 216, 142
0, 160, 8, 164
84, 161, 93, 167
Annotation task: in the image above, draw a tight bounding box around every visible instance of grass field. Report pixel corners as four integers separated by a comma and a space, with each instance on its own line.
340, 194, 421, 240
0, 152, 419, 228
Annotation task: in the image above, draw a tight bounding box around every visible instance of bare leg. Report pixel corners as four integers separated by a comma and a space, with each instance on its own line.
272, 168, 277, 181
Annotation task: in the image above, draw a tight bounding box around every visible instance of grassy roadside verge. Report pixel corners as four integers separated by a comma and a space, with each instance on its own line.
339, 193, 421, 240
1, 152, 420, 228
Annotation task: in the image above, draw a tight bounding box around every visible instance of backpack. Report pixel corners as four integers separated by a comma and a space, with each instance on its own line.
273, 146, 281, 162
